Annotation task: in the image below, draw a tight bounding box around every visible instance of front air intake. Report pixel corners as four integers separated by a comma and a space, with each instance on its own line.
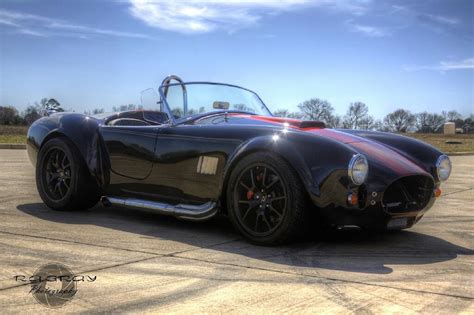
383, 175, 434, 214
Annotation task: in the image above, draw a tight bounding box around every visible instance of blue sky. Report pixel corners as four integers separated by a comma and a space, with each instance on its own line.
0, 0, 472, 118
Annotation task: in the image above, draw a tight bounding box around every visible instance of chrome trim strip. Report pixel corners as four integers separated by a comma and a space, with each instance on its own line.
102, 197, 217, 221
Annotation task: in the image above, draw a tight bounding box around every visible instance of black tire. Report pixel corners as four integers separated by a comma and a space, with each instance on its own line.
36, 137, 100, 211
227, 152, 309, 245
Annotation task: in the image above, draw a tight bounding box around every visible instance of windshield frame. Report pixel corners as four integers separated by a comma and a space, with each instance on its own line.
158, 81, 273, 125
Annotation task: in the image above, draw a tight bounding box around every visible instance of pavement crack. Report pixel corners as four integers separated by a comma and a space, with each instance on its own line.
441, 187, 473, 197
0, 229, 162, 256
168, 254, 474, 301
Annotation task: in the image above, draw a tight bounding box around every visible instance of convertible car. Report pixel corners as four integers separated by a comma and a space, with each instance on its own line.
27, 75, 452, 244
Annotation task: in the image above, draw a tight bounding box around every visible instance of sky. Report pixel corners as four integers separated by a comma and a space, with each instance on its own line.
0, 0, 473, 119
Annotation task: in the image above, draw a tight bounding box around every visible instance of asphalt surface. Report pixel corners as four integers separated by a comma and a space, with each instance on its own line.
0, 150, 472, 313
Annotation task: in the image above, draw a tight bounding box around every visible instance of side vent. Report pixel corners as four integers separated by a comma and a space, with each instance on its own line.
197, 156, 218, 175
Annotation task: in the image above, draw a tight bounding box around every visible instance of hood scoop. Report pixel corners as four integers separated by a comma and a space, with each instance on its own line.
297, 120, 326, 129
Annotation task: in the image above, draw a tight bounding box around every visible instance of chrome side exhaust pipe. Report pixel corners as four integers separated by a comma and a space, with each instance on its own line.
101, 196, 217, 221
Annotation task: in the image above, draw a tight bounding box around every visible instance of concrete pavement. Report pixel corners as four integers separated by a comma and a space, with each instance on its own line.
0, 150, 472, 313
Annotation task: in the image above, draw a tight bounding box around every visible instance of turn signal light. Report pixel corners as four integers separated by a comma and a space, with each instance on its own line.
434, 188, 442, 198
347, 193, 358, 205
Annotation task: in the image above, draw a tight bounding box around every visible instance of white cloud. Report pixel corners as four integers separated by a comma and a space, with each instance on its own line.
404, 58, 474, 72
0, 9, 152, 39
423, 14, 459, 26
439, 58, 474, 71
346, 19, 387, 37
350, 23, 386, 37
48, 22, 152, 39
128, 0, 372, 34
0, 17, 20, 27
17, 28, 48, 37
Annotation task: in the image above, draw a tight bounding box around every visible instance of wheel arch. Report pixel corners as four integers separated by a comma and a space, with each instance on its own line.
218, 136, 313, 213
28, 113, 109, 188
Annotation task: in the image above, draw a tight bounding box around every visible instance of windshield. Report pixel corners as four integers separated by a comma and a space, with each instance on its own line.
159, 83, 272, 121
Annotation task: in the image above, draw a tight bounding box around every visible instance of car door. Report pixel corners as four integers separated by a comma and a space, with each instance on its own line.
99, 88, 165, 197
146, 124, 239, 204
100, 124, 158, 180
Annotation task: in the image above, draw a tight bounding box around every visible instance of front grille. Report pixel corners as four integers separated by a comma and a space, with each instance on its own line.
383, 175, 434, 214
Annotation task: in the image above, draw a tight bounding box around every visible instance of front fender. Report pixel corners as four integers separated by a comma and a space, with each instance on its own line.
222, 131, 358, 199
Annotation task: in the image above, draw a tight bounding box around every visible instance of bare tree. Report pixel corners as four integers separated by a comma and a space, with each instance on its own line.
442, 110, 462, 122
287, 112, 304, 119
112, 104, 142, 112
327, 114, 343, 128
0, 106, 21, 125
372, 119, 384, 131
342, 102, 374, 130
426, 113, 445, 133
84, 108, 105, 115
462, 115, 474, 134
297, 98, 335, 124
273, 109, 303, 119
23, 105, 42, 125
416, 112, 445, 133
383, 109, 415, 132
415, 111, 430, 132
273, 109, 290, 117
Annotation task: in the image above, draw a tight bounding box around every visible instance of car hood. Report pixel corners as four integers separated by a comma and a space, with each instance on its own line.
230, 115, 429, 177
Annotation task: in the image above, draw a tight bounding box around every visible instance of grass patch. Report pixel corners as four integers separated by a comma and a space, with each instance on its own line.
0, 125, 28, 144
405, 133, 474, 154
0, 124, 473, 153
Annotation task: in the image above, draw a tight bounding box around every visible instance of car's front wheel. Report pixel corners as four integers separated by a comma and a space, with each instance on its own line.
36, 137, 100, 211
227, 152, 309, 245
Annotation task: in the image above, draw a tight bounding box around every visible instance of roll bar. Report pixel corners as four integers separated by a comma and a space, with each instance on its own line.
160, 75, 188, 115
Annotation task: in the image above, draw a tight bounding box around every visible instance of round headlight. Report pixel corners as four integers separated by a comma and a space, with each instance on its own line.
348, 154, 368, 185
436, 155, 451, 181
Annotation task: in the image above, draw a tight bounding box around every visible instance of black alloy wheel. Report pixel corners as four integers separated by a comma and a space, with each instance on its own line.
36, 137, 100, 211
43, 148, 72, 201
227, 152, 309, 245
234, 163, 287, 236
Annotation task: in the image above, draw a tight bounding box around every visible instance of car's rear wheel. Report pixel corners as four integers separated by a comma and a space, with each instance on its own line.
227, 152, 309, 245
36, 137, 100, 211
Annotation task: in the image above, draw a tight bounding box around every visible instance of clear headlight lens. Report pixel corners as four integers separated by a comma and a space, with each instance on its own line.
348, 154, 368, 185
436, 155, 451, 182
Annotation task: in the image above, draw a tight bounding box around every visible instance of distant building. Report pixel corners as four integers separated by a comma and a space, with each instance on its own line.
443, 122, 455, 135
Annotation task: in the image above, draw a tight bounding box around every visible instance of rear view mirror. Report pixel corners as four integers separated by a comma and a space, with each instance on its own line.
213, 101, 230, 110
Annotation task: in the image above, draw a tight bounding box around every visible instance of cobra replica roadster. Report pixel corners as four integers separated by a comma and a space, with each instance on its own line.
27, 75, 452, 244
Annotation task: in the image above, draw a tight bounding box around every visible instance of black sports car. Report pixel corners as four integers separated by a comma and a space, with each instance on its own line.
27, 75, 452, 245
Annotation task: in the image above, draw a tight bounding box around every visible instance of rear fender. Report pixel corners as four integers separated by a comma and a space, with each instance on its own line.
27, 113, 109, 188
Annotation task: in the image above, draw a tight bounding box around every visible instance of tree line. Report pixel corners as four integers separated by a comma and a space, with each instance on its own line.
1, 97, 472, 133
274, 99, 473, 133
0, 98, 63, 125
